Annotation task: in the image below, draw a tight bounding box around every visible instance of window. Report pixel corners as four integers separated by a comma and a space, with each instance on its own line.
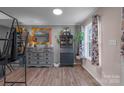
79, 26, 85, 58
84, 22, 92, 60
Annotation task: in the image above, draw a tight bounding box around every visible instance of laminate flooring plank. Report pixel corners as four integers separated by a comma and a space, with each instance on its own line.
0, 66, 100, 86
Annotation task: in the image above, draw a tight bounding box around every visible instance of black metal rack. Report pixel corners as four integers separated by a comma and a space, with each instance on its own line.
60, 31, 74, 66
0, 10, 28, 86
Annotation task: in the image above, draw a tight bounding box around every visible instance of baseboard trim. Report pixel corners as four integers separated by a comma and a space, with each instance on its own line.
80, 65, 101, 86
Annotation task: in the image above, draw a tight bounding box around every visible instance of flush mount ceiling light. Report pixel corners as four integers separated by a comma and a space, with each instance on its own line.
53, 8, 63, 15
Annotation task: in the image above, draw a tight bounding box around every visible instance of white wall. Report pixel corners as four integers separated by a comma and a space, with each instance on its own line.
26, 25, 76, 64
82, 7, 121, 85
121, 56, 124, 85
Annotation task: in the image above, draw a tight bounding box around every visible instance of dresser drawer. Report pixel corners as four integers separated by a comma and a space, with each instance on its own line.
37, 57, 44, 60
44, 53, 53, 57
38, 53, 44, 57
27, 52, 32, 56
28, 60, 38, 64
32, 53, 39, 57
44, 58, 53, 63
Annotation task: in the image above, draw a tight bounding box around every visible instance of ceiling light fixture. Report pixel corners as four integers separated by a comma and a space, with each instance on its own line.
53, 8, 63, 15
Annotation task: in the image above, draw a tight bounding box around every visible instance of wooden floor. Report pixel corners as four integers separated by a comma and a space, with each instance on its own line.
0, 66, 100, 86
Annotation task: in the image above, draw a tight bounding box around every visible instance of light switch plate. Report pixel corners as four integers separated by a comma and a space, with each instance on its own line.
109, 40, 117, 46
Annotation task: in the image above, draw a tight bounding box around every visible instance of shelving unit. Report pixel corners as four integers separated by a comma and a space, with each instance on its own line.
15, 26, 28, 65
60, 35, 73, 48
60, 31, 74, 66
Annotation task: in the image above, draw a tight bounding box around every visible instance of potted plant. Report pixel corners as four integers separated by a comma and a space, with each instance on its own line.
73, 31, 84, 56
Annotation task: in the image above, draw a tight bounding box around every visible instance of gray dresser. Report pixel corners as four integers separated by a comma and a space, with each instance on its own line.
26, 47, 54, 67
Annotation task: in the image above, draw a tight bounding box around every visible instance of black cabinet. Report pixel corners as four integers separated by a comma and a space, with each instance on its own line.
0, 66, 3, 78
60, 53, 74, 66
60, 31, 74, 66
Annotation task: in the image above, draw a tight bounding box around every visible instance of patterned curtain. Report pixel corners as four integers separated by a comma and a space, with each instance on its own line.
91, 15, 100, 65
121, 8, 124, 55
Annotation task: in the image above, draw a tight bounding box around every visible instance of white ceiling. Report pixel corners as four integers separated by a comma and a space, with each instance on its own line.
0, 7, 97, 25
